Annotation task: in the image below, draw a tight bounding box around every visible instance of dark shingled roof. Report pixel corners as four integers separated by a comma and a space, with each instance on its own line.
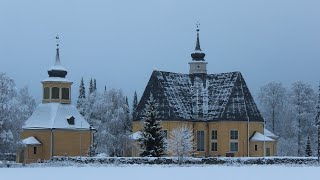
134, 70, 263, 122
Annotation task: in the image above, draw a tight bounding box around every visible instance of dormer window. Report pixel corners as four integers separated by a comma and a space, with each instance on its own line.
66, 116, 75, 125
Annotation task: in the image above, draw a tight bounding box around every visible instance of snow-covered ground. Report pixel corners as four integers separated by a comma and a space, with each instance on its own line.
0, 165, 319, 180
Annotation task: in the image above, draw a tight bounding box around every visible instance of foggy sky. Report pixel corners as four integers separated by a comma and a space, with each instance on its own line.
1, 0, 319, 104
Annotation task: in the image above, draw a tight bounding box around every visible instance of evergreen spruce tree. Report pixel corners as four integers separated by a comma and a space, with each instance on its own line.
132, 91, 138, 120
89, 78, 93, 94
140, 94, 164, 157
94, 79, 97, 92
77, 77, 86, 115
305, 136, 312, 157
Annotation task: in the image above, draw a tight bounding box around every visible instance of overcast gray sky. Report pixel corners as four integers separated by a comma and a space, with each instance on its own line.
1, 0, 319, 104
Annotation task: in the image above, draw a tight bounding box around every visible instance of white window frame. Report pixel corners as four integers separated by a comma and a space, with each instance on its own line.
211, 130, 218, 152
229, 129, 239, 152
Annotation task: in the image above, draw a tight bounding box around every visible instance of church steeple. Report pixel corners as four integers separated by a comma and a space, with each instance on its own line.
189, 24, 208, 75
48, 35, 68, 78
191, 24, 206, 61
42, 36, 72, 104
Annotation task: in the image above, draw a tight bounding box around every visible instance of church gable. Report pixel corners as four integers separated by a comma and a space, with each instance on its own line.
221, 73, 263, 121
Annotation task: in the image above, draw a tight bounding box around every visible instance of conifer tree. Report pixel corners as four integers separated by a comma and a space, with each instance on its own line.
94, 79, 97, 92
132, 91, 138, 120
77, 77, 86, 115
139, 94, 164, 157
89, 78, 93, 94
305, 136, 312, 157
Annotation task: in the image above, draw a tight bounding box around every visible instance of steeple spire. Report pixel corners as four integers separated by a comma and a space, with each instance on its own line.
48, 35, 68, 78
189, 23, 208, 75
191, 23, 205, 61
195, 23, 201, 51
55, 35, 62, 66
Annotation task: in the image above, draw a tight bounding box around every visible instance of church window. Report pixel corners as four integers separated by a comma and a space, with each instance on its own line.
196, 131, 205, 151
51, 87, 60, 99
62, 88, 70, 100
43, 87, 50, 99
211, 130, 218, 151
230, 130, 239, 152
33, 147, 37, 154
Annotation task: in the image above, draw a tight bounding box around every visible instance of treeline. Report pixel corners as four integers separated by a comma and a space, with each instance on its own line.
75, 77, 137, 156
258, 81, 318, 156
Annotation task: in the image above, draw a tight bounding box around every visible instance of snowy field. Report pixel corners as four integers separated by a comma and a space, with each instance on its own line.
0, 165, 319, 180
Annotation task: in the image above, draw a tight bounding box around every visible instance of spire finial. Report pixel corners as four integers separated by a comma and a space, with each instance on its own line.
196, 22, 200, 32
56, 35, 60, 49
55, 35, 61, 66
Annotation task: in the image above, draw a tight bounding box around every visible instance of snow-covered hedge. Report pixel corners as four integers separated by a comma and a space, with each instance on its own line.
50, 156, 320, 165
0, 153, 16, 161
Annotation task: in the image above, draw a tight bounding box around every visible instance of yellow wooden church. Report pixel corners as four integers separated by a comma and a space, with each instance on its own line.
132, 28, 278, 157
17, 38, 94, 163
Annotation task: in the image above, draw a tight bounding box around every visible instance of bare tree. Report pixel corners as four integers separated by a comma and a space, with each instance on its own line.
258, 82, 287, 133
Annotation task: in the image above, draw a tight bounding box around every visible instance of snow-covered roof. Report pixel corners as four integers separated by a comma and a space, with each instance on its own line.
264, 129, 279, 139
250, 132, 275, 142
48, 65, 67, 72
42, 77, 73, 83
134, 70, 263, 122
22, 136, 41, 145
131, 131, 142, 140
23, 103, 91, 130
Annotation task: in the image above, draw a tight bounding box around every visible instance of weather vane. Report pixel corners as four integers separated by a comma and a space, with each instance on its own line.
56, 35, 60, 48
196, 21, 200, 32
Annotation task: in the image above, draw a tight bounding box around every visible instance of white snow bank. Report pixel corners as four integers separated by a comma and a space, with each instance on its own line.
22, 136, 41, 145
0, 165, 318, 180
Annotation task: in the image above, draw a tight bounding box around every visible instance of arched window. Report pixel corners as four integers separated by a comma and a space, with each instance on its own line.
43, 87, 50, 99
51, 87, 60, 99
62, 88, 70, 100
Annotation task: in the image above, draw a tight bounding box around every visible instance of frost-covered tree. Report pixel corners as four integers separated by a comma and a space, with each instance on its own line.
140, 94, 165, 157
0, 73, 35, 154
132, 91, 138, 120
93, 79, 97, 92
258, 82, 287, 133
290, 81, 317, 156
305, 136, 312, 157
77, 77, 86, 116
167, 126, 194, 164
89, 78, 94, 94
85, 88, 132, 156
315, 83, 320, 161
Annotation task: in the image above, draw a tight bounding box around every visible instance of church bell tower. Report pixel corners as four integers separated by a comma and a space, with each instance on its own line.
189, 24, 208, 75
42, 36, 73, 104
